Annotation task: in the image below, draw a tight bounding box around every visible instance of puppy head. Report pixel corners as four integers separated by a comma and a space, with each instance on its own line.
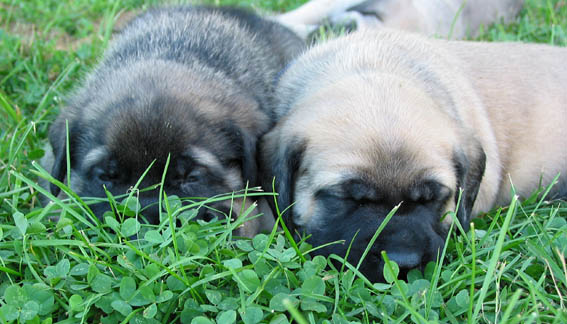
47, 90, 260, 225
261, 76, 485, 281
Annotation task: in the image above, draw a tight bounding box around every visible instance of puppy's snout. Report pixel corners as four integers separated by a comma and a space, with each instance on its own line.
139, 197, 161, 224
377, 222, 445, 273
386, 250, 423, 270
202, 209, 217, 222
197, 205, 233, 222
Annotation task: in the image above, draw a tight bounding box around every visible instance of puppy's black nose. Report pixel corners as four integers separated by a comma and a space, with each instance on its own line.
197, 205, 233, 222
139, 198, 161, 224
386, 250, 423, 270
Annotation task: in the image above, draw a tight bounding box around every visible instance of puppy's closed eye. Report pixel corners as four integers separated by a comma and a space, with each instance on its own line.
316, 182, 380, 207
183, 167, 206, 184
91, 160, 121, 188
407, 180, 451, 204
168, 155, 210, 189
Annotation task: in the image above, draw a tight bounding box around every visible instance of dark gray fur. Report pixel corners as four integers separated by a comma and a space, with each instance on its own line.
43, 5, 304, 225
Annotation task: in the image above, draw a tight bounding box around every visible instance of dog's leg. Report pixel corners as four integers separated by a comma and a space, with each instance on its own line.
329, 10, 383, 30
274, 0, 368, 38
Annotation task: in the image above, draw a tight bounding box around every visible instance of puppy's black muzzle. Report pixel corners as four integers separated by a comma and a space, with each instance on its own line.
88, 191, 234, 226
139, 197, 234, 224
87, 195, 162, 224
376, 222, 445, 280
195, 204, 234, 222
309, 207, 446, 282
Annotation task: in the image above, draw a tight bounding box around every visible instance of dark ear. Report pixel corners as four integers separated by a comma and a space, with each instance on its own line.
259, 131, 305, 229
453, 140, 486, 232
239, 128, 258, 186
47, 116, 79, 196
221, 123, 259, 186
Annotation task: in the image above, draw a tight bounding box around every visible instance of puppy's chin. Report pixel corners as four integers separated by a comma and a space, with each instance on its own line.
296, 201, 447, 282
81, 185, 274, 238
220, 197, 276, 237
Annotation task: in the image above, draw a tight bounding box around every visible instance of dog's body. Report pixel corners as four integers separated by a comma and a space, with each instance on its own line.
261, 29, 566, 281
43, 6, 303, 235
276, 0, 524, 39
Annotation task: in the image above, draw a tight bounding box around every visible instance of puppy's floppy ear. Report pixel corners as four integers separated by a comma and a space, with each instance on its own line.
221, 122, 258, 186
47, 116, 80, 196
453, 139, 486, 231
240, 128, 258, 186
259, 131, 305, 229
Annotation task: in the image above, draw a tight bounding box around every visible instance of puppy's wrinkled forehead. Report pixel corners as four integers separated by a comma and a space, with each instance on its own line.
102, 96, 228, 173
290, 76, 460, 185
295, 116, 458, 197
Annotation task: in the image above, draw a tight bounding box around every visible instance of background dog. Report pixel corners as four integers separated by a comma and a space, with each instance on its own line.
276, 0, 524, 39
260, 29, 566, 281
42, 6, 304, 236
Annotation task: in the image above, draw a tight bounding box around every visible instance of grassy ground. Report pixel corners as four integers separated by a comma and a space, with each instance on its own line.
0, 0, 566, 323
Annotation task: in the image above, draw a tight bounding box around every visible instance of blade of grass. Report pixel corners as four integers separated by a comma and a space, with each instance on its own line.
382, 251, 429, 324
472, 195, 518, 319
284, 297, 309, 324
0, 91, 21, 123
271, 177, 306, 262
500, 288, 523, 324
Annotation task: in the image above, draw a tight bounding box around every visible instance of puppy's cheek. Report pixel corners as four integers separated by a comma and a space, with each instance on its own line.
292, 177, 318, 228
47, 171, 85, 200
224, 167, 244, 191
440, 200, 456, 229
69, 173, 84, 193
218, 199, 241, 221
292, 195, 317, 228
217, 197, 254, 221
230, 198, 276, 237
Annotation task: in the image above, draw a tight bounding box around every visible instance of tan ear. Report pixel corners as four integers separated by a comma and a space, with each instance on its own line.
453, 138, 486, 231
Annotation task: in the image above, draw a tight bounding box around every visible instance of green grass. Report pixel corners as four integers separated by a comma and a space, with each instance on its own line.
1, 0, 566, 323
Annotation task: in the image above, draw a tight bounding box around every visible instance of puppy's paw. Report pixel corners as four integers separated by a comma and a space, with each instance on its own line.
330, 10, 383, 30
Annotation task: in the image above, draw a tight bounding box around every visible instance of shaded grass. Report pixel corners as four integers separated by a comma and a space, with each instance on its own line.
476, 0, 567, 45
0, 0, 566, 323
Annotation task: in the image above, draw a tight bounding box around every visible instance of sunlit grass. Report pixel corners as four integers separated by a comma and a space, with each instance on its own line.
0, 0, 565, 322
